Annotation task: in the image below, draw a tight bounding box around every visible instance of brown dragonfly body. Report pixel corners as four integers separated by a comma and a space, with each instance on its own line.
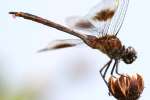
9, 0, 137, 85
86, 35, 123, 59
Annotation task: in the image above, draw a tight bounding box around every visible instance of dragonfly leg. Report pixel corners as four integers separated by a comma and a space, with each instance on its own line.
115, 62, 129, 78
99, 59, 112, 85
115, 60, 122, 76
110, 60, 118, 78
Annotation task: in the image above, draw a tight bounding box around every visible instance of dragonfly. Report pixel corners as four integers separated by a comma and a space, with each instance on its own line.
9, 0, 137, 85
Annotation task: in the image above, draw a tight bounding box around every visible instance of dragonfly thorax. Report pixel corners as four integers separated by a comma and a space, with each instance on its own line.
84, 35, 137, 64
94, 35, 123, 59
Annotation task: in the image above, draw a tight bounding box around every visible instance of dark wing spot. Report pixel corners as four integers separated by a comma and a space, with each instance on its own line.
93, 9, 115, 21
53, 43, 76, 49
75, 19, 94, 28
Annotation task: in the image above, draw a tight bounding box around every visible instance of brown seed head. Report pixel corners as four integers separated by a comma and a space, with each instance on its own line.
108, 74, 144, 100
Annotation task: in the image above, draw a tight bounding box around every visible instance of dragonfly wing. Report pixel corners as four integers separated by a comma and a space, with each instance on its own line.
108, 0, 129, 35
65, 16, 95, 29
65, 16, 99, 36
86, 0, 118, 35
65, 0, 128, 36
38, 39, 83, 52
86, 0, 129, 36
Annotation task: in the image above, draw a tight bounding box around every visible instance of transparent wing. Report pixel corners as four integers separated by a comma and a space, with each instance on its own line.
65, 0, 119, 36
65, 0, 129, 36
38, 39, 83, 52
85, 0, 119, 35
65, 16, 99, 36
66, 16, 95, 30
87, 0, 129, 35
108, 0, 129, 35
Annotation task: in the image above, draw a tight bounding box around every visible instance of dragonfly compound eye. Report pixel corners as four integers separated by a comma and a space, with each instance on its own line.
122, 47, 137, 64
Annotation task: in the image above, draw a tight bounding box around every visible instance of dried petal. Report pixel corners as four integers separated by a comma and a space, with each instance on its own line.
108, 74, 144, 100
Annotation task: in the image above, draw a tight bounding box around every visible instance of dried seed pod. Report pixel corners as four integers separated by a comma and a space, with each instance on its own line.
108, 74, 144, 100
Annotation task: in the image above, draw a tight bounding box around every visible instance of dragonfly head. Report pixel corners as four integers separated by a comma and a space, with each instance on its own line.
122, 46, 137, 64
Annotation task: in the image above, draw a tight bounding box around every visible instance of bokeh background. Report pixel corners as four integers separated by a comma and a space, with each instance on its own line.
0, 0, 149, 99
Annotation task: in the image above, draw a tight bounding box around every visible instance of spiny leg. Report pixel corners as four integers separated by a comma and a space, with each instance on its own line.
99, 59, 112, 85
110, 60, 118, 78
115, 60, 122, 76
115, 61, 128, 78
103, 60, 112, 78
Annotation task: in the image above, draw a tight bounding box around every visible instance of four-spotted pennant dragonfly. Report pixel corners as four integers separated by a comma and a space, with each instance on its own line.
9, 0, 137, 85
